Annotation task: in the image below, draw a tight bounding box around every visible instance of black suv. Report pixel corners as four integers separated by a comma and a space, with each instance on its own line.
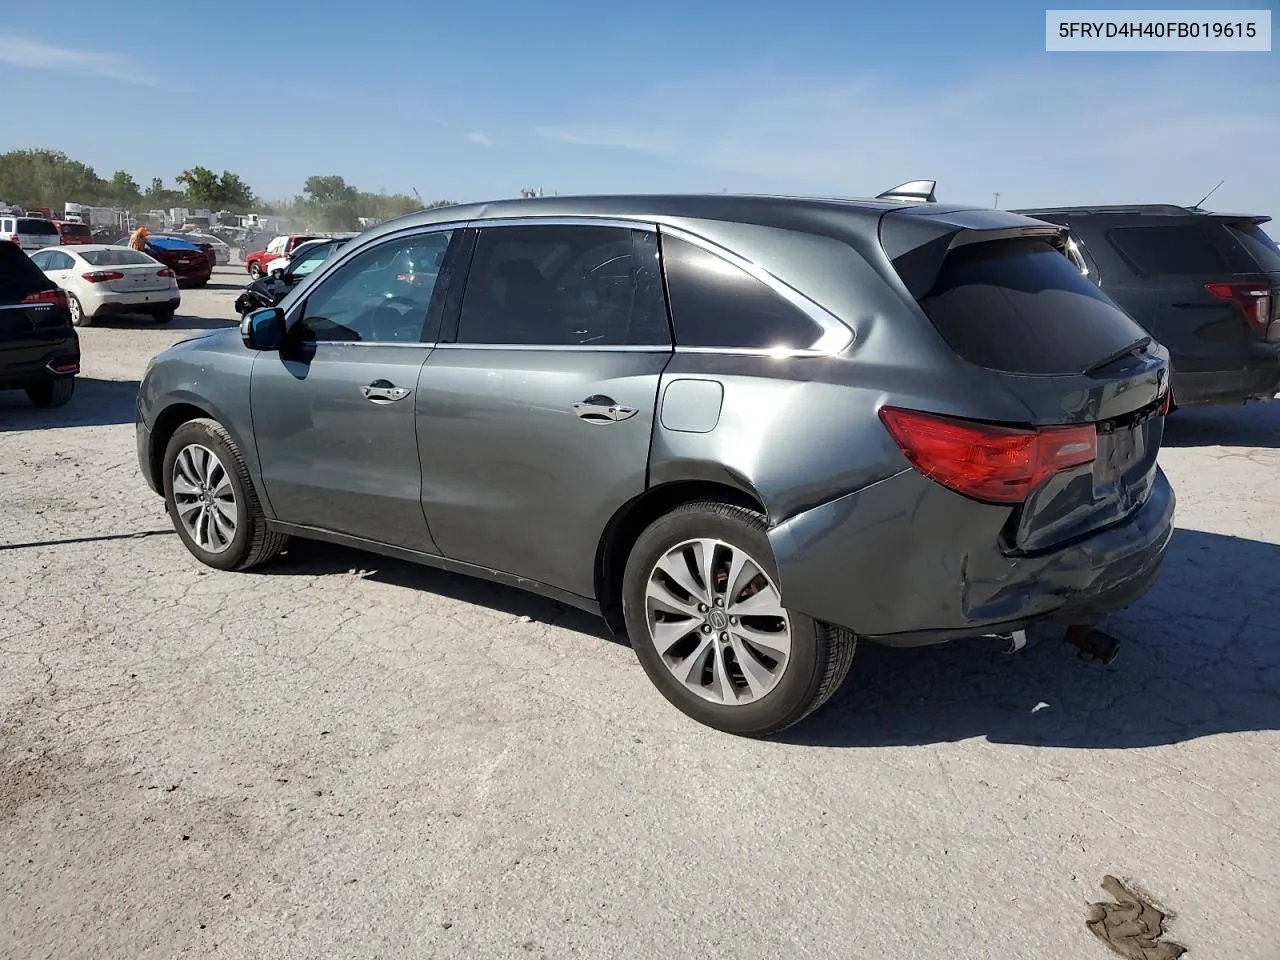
0, 242, 79, 408
1014, 204, 1280, 407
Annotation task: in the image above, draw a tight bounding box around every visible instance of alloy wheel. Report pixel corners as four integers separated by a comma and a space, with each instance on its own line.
171, 443, 238, 553
644, 538, 792, 705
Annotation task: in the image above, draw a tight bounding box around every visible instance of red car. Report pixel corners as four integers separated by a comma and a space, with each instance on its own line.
245, 234, 320, 278
54, 221, 94, 245
116, 234, 212, 288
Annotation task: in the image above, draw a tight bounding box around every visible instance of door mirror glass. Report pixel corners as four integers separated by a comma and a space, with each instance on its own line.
241, 306, 286, 351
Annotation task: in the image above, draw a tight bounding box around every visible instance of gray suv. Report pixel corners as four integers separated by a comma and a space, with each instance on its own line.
136, 194, 1176, 736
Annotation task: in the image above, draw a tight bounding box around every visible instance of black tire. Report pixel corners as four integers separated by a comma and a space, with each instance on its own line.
25, 376, 75, 408
248, 263, 263, 279
153, 307, 176, 324
161, 417, 288, 572
621, 500, 856, 737
68, 293, 91, 327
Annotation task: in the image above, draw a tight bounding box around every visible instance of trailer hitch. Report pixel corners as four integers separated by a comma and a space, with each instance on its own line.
1064, 624, 1122, 665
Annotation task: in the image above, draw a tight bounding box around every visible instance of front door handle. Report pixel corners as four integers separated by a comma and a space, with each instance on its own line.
572, 394, 638, 423
361, 379, 411, 404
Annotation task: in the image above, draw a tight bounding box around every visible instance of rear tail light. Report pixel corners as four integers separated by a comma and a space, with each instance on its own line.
81, 271, 125, 283
879, 407, 1098, 505
20, 289, 69, 309
157, 268, 174, 278
6, 234, 18, 244
1159, 389, 1174, 416
1204, 281, 1271, 329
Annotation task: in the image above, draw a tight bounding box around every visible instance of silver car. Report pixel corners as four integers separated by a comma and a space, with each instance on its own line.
137, 192, 1175, 736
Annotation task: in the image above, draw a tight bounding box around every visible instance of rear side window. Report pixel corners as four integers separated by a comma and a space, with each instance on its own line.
918, 238, 1148, 375
17, 218, 59, 237
0, 244, 56, 303
660, 235, 824, 349
1222, 223, 1280, 273
82, 248, 154, 266
1106, 224, 1231, 276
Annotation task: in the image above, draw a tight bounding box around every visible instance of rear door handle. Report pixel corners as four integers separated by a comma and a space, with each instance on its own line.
361, 379, 411, 404
572, 394, 638, 423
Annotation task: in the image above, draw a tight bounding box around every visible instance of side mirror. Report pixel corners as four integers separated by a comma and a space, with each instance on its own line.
269, 267, 285, 279
240, 306, 286, 351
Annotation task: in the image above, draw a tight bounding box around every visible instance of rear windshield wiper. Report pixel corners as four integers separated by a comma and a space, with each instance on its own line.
1084, 336, 1152, 375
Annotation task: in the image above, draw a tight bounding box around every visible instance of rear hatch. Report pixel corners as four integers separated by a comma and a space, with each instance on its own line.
12, 217, 61, 250
881, 208, 1169, 554
81, 248, 174, 293
0, 243, 74, 360
57, 222, 93, 245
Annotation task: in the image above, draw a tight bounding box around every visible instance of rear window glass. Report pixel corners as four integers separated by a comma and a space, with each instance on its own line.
918, 238, 1148, 375
1106, 224, 1231, 276
0, 244, 56, 303
1223, 223, 1280, 273
17, 218, 60, 236
82, 248, 154, 266
149, 236, 199, 251
59, 222, 91, 236
661, 235, 824, 350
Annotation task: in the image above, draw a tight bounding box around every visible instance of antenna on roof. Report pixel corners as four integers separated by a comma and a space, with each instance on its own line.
876, 180, 937, 203
1189, 179, 1224, 211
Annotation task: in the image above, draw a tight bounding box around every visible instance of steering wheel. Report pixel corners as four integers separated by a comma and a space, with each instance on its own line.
368, 295, 425, 341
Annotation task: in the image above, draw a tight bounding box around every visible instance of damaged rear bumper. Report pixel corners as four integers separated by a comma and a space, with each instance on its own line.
768, 467, 1175, 647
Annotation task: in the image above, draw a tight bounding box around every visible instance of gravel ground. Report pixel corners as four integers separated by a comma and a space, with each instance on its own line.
1, 265, 1278, 959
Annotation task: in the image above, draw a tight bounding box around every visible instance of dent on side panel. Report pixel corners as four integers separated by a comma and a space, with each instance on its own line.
650, 352, 925, 523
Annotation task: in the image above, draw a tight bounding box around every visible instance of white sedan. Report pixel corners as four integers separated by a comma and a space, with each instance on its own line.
180, 232, 232, 265
29, 244, 182, 326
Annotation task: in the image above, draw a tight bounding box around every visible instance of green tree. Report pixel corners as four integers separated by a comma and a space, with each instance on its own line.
0, 148, 105, 210
176, 166, 257, 211
107, 170, 142, 206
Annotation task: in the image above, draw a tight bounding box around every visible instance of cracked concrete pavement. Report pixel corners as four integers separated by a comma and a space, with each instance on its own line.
1, 265, 1278, 959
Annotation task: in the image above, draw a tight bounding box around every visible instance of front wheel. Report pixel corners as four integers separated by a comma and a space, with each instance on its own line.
162, 418, 288, 571
248, 263, 263, 279
621, 500, 856, 737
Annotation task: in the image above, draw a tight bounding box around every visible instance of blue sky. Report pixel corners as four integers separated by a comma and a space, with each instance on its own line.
1, 0, 1277, 216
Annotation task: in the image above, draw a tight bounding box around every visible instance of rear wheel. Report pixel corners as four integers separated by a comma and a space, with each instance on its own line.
25, 376, 75, 408
622, 500, 856, 737
162, 418, 288, 572
67, 293, 90, 327
152, 307, 176, 324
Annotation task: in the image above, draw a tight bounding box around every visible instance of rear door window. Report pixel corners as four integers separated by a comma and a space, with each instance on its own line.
659, 234, 824, 349
456, 225, 669, 346
917, 237, 1148, 375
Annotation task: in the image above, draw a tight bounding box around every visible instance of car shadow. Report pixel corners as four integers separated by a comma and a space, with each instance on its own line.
0, 378, 138, 430
780, 527, 1280, 749
103, 313, 237, 331
1161, 401, 1280, 449
200, 282, 248, 292
259, 539, 624, 644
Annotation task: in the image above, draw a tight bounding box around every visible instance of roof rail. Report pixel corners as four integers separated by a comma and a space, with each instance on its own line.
876, 180, 937, 203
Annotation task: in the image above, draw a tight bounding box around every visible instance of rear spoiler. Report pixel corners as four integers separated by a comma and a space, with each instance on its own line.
879, 208, 1069, 298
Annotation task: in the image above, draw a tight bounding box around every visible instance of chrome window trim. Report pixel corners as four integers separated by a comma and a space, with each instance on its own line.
464, 216, 657, 232
657, 225, 854, 355
432, 342, 670, 353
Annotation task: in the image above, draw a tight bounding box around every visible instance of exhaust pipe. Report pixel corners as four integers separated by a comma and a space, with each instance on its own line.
1064, 624, 1122, 664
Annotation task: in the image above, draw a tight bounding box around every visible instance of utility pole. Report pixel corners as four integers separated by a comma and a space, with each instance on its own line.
993, 192, 1001, 209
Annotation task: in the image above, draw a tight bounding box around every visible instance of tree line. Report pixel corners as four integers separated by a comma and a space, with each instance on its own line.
0, 148, 456, 229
